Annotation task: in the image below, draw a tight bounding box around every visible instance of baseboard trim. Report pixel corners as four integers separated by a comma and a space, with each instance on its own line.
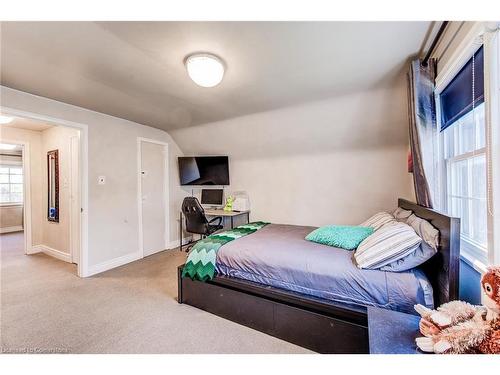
31, 245, 71, 263
85, 237, 192, 277
87, 251, 142, 277
167, 236, 192, 250
0, 225, 23, 234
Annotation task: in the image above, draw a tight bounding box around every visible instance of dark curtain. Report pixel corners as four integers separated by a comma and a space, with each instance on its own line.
440, 46, 484, 131
407, 59, 437, 208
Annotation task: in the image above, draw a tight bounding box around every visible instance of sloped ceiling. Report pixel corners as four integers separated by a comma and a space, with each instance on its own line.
0, 21, 430, 131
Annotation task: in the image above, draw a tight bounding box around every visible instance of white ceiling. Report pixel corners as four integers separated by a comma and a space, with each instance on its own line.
1, 117, 54, 132
0, 22, 431, 131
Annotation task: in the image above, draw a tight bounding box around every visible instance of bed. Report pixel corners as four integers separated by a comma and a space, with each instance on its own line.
177, 199, 460, 353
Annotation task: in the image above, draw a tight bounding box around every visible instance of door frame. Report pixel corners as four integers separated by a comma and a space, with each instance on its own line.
137, 137, 170, 258
0, 138, 32, 254
69, 134, 80, 264
0, 106, 89, 277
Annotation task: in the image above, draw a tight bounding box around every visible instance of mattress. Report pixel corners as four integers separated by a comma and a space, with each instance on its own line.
215, 224, 434, 314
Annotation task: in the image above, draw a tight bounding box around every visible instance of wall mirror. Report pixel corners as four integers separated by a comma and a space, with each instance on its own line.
47, 149, 59, 222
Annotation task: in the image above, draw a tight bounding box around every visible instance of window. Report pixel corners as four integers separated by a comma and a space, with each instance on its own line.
443, 103, 487, 263
438, 46, 488, 266
0, 165, 23, 204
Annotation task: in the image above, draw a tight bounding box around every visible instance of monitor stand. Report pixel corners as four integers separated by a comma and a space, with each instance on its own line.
204, 205, 221, 211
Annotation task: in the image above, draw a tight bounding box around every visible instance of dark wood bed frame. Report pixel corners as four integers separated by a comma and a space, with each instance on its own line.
177, 199, 460, 353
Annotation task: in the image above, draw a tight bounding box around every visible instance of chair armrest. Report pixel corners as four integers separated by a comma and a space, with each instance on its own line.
208, 216, 223, 227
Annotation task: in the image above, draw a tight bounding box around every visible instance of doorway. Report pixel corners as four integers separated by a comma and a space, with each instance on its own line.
0, 115, 83, 275
0, 142, 26, 257
138, 138, 169, 257
0, 140, 32, 256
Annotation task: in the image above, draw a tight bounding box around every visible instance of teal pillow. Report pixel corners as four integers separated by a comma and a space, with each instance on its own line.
305, 225, 374, 250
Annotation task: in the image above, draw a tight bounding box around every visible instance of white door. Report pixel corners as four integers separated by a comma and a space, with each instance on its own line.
140, 141, 167, 257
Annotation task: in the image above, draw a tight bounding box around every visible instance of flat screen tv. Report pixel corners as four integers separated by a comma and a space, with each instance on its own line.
178, 156, 230, 185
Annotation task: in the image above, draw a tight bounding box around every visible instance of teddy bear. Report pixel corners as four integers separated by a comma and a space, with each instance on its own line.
414, 266, 500, 354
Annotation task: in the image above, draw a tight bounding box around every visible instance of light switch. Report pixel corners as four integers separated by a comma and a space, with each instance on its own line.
98, 176, 106, 185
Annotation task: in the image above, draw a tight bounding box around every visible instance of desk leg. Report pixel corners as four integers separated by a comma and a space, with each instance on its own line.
246, 212, 250, 224
230, 216, 234, 229
179, 211, 182, 252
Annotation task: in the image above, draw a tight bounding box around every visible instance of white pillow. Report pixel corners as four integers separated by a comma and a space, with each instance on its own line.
406, 214, 439, 250
354, 222, 422, 270
392, 207, 413, 222
360, 212, 396, 231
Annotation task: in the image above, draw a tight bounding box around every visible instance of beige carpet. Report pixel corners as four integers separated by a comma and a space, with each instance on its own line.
0, 232, 310, 354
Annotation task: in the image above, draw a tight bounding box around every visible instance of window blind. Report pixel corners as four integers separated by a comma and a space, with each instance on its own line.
440, 46, 484, 131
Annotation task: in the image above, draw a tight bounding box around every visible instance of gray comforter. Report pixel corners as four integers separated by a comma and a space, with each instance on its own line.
215, 224, 433, 313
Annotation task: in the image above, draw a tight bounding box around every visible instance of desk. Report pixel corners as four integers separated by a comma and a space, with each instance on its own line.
204, 209, 250, 229
179, 209, 250, 251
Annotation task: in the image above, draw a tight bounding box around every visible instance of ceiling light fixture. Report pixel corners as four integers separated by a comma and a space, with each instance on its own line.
0, 115, 14, 124
0, 143, 17, 150
185, 53, 225, 88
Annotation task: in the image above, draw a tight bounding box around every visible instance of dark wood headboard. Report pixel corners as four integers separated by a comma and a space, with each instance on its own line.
398, 198, 460, 307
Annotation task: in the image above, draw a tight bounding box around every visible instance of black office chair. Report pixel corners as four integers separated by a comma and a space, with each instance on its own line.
181, 197, 223, 252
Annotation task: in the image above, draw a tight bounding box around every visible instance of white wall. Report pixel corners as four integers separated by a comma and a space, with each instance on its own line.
1, 86, 187, 275
41, 125, 79, 254
1, 80, 413, 271
0, 205, 23, 232
171, 85, 414, 226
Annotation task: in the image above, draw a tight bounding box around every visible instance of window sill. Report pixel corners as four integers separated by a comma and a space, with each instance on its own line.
460, 250, 488, 275
0, 203, 23, 208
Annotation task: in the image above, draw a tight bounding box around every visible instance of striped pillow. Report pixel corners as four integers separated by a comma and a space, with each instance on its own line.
354, 222, 422, 269
360, 212, 396, 231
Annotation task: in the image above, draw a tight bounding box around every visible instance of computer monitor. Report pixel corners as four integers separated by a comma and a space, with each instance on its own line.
201, 189, 224, 207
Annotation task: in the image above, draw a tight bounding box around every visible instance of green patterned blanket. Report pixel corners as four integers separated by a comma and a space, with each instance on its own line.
182, 221, 269, 281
